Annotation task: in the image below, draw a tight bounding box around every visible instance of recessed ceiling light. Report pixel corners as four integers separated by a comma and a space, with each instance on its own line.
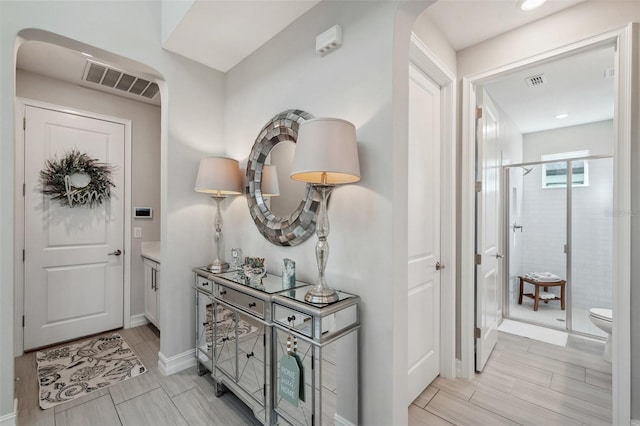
555, 113, 569, 119
519, 0, 546, 11
80, 52, 93, 58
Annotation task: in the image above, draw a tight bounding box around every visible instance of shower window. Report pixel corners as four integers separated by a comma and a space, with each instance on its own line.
541, 150, 589, 188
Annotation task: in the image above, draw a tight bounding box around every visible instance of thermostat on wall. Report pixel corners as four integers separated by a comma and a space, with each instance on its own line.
134, 207, 153, 219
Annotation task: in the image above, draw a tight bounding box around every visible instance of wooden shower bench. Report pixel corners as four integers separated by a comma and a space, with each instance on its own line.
518, 276, 566, 311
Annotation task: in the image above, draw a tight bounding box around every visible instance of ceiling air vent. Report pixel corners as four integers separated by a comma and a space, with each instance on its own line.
525, 74, 546, 87
82, 60, 159, 101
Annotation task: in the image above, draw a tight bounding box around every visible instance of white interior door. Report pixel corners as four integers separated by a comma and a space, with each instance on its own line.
407, 64, 441, 404
24, 105, 125, 350
475, 90, 502, 372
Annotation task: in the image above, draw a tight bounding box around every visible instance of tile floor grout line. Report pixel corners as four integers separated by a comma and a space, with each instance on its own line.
106, 386, 124, 426
506, 377, 612, 423
467, 384, 585, 426
417, 403, 455, 426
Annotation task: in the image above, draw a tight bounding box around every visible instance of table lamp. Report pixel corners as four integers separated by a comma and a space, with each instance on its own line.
290, 118, 360, 303
195, 157, 243, 272
261, 164, 280, 197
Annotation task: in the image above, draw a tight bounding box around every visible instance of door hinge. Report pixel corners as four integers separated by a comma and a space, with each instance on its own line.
475, 327, 481, 338
263, 333, 266, 346
22, 249, 25, 262
22, 315, 25, 328
23, 117, 26, 130
475, 181, 482, 192
476, 107, 483, 119
23, 183, 25, 196
475, 254, 482, 265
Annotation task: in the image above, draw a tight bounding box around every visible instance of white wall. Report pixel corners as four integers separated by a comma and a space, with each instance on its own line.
412, 10, 456, 76
523, 120, 613, 161
15, 69, 161, 324
457, 2, 640, 418
0, 1, 226, 419
224, 2, 399, 424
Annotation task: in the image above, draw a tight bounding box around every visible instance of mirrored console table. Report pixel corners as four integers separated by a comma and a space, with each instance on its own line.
193, 267, 360, 426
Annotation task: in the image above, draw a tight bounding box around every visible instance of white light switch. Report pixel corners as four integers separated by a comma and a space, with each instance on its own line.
134, 227, 142, 238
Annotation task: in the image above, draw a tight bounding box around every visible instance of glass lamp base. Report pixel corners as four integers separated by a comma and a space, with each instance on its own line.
304, 287, 339, 304
207, 260, 229, 273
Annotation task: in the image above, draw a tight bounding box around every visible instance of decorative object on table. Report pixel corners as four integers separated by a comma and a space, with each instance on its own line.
246, 109, 321, 247
290, 117, 360, 303
279, 320, 305, 407
39, 149, 115, 208
37, 333, 146, 409
195, 157, 243, 272
282, 258, 296, 288
230, 248, 244, 270
244, 256, 266, 286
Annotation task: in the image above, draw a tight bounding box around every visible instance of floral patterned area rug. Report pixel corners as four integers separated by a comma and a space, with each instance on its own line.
37, 333, 146, 409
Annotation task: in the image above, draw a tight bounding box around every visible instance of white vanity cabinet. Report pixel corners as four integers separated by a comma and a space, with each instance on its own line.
143, 258, 160, 329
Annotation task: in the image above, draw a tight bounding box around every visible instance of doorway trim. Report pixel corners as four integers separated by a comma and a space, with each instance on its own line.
460, 26, 632, 425
409, 33, 457, 379
14, 98, 132, 355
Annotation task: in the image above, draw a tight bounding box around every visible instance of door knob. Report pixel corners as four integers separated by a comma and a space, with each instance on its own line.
495, 253, 504, 259
436, 262, 446, 271
108, 249, 122, 256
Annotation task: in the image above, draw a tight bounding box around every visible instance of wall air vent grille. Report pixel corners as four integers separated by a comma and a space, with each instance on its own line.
82, 60, 159, 101
525, 74, 546, 87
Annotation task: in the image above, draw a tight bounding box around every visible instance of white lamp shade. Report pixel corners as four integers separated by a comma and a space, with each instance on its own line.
290, 118, 360, 185
194, 157, 243, 195
261, 165, 280, 196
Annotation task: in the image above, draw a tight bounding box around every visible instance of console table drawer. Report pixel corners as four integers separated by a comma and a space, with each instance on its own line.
196, 275, 214, 293
218, 286, 264, 319
273, 304, 313, 338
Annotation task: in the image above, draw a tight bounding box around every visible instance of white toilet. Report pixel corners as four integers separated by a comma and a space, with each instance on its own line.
588, 308, 612, 362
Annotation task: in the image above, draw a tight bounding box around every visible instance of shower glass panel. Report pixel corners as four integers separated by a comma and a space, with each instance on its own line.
507, 164, 567, 329
570, 157, 613, 336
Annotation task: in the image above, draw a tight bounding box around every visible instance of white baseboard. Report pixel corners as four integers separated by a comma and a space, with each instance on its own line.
129, 313, 149, 328
158, 349, 196, 376
0, 399, 17, 426
455, 358, 463, 378
630, 419, 640, 426
334, 413, 356, 426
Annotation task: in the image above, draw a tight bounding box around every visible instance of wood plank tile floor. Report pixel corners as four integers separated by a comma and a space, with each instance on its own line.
14, 324, 261, 426
410, 331, 612, 426
15, 325, 611, 425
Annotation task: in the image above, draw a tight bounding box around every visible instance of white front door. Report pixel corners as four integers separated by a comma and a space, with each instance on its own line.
407, 64, 441, 404
23, 105, 125, 350
475, 90, 502, 372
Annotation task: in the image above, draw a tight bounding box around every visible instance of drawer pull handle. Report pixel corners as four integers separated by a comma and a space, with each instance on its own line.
287, 315, 296, 323
248, 302, 257, 308
202, 282, 209, 286
221, 337, 229, 342
219, 290, 227, 295
246, 352, 254, 359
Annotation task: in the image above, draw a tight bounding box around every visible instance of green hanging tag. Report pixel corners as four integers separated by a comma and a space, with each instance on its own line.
279, 355, 300, 407
292, 352, 305, 402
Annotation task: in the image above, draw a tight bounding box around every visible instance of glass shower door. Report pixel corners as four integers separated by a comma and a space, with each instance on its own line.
507, 164, 567, 329
570, 157, 613, 336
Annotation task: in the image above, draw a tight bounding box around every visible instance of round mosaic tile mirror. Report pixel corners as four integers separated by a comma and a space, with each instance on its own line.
246, 109, 320, 246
